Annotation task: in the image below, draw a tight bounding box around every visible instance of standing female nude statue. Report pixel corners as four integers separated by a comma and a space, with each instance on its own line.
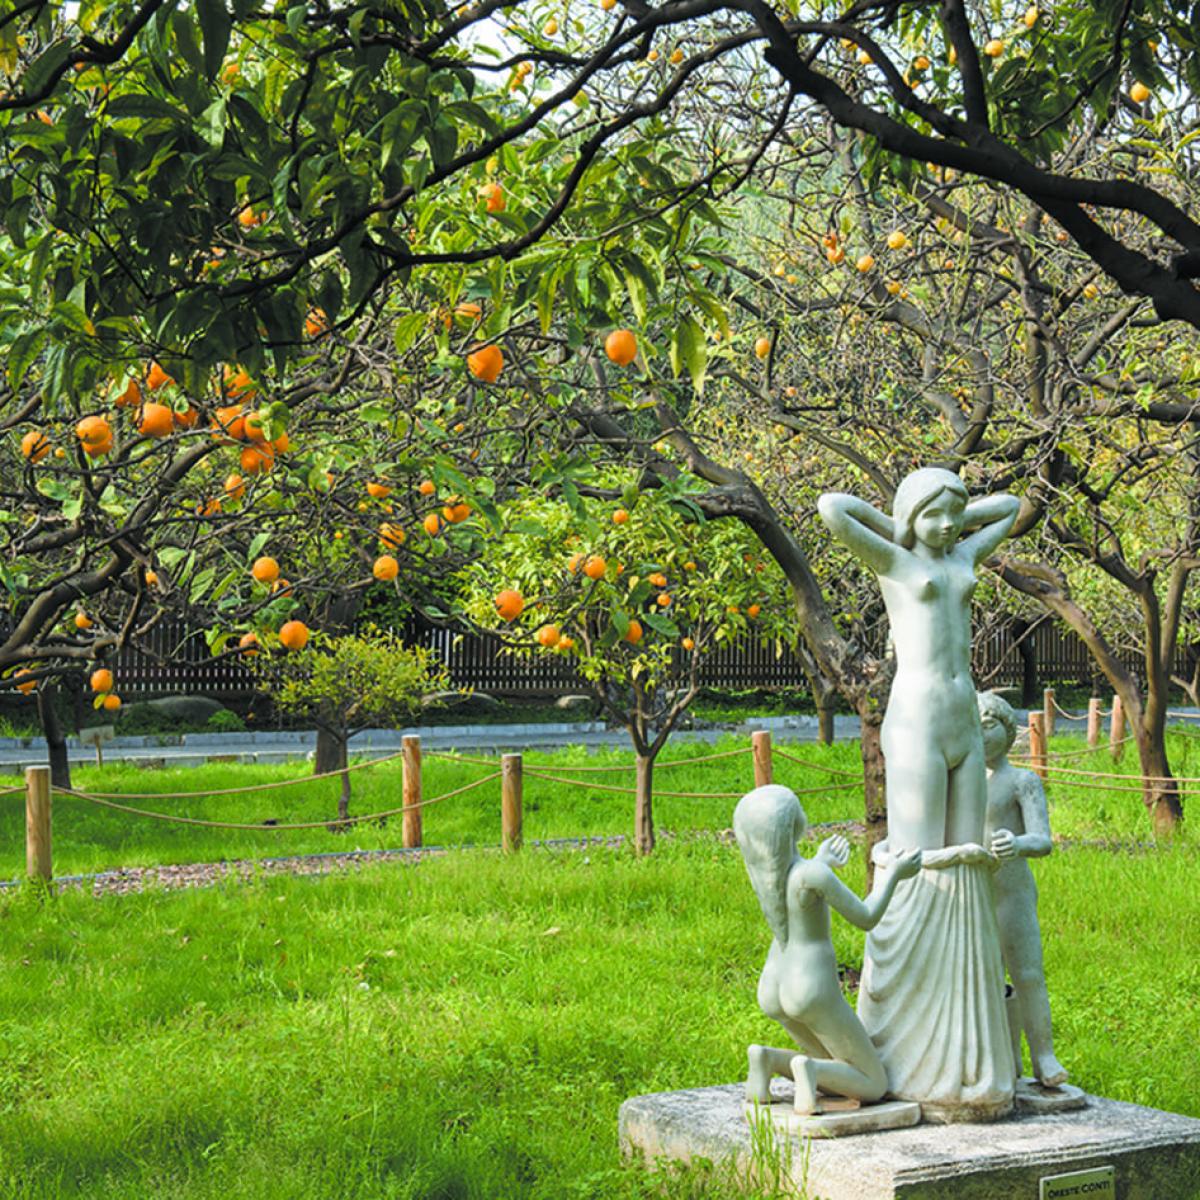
817, 468, 1021, 1121
734, 785, 922, 1114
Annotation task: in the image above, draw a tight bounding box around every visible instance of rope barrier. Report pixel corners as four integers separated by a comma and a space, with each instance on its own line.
1050, 699, 1090, 720
55, 748, 409, 802
427, 745, 752, 773
51, 770, 501, 830
522, 767, 861, 799
0, 784, 24, 797
1011, 733, 1137, 763
1032, 762, 1191, 784
773, 747, 863, 778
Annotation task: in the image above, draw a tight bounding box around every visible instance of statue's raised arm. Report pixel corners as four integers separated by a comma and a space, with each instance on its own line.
958, 493, 1021, 566
816, 492, 897, 575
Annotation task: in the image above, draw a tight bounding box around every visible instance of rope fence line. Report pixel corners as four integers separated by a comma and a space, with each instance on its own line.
773, 747, 863, 778
426, 745, 752, 773
1011, 733, 1137, 764
50, 771, 502, 831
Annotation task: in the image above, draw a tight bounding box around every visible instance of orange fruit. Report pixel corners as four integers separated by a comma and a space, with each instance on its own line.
380, 523, 407, 548
15, 670, 35, 695
272, 578, 292, 596
657, 593, 671, 607
747, 603, 762, 619
137, 402, 174, 438
240, 443, 274, 474
480, 182, 505, 213
467, 343, 504, 383
84, 437, 113, 458
423, 513, 442, 536
224, 473, 246, 501
913, 54, 930, 71
418, 480, 436, 496
983, 38, 1004, 57
374, 555, 400, 581
272, 431, 290, 454
173, 406, 198, 428
455, 301, 482, 321
683, 560, 697, 571
367, 481, 392, 499
279, 620, 309, 651
242, 410, 269, 442
648, 572, 667, 587
604, 329, 638, 366
495, 589, 524, 622
76, 415, 111, 446
681, 636, 695, 651
75, 612, 94, 629
567, 552, 584, 574
1130, 81, 1150, 103
212, 405, 246, 442
102, 694, 122, 711
145, 361, 173, 391
612, 508, 629, 525
251, 556, 280, 584
238, 632, 259, 657
536, 624, 561, 648
558, 635, 575, 651
21, 430, 50, 463
90, 668, 113, 693
754, 336, 771, 360
726, 604, 739, 615
144, 569, 159, 586
826, 245, 845, 265
856, 254, 875, 272
625, 619, 643, 644
305, 308, 328, 337
887, 230, 908, 250
116, 379, 142, 408
443, 501, 471, 524
224, 366, 256, 400
237, 206, 259, 228
583, 555, 606, 580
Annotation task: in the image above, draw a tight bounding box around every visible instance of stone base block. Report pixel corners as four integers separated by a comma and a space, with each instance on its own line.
1015, 1078, 1089, 1115
743, 1094, 921, 1139
618, 1082, 1200, 1199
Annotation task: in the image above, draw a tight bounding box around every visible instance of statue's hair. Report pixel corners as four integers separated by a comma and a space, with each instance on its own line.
733, 785, 806, 948
892, 467, 969, 550
977, 689, 1017, 748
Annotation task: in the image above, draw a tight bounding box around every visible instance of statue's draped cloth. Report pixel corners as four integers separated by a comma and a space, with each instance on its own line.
857, 853, 1015, 1122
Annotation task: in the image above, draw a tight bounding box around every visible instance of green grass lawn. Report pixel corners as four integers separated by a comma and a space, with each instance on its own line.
3, 729, 1195, 880
0, 836, 1196, 1199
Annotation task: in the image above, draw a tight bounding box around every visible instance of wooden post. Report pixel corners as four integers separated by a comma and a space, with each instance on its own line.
501, 753, 522, 853
1043, 687, 1056, 739
1110, 695, 1126, 763
1087, 697, 1102, 749
1028, 712, 1047, 781
401, 735, 422, 849
751, 730, 772, 787
25, 765, 52, 885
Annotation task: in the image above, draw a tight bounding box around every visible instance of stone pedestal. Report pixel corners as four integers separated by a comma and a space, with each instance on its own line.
619, 1082, 1200, 1199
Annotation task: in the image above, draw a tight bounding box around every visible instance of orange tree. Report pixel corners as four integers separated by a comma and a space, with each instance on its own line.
256, 627, 449, 823
459, 488, 790, 853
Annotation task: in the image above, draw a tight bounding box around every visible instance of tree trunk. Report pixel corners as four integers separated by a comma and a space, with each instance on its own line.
37, 682, 71, 791
1134, 730, 1183, 835
316, 728, 350, 825
1010, 617, 1040, 708
858, 703, 887, 890
814, 690, 835, 745
314, 726, 345, 775
634, 753, 655, 855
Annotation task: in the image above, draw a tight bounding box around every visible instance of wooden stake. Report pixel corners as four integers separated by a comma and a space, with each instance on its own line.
1043, 687, 1056, 739
25, 765, 52, 885
751, 730, 772, 787
1028, 712, 1047, 781
1110, 695, 1126, 763
1087, 697, 1102, 749
501, 753, 522, 853
401, 735, 422, 849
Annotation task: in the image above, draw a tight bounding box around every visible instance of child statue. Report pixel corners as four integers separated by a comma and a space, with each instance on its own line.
734, 784, 922, 1114
978, 691, 1068, 1088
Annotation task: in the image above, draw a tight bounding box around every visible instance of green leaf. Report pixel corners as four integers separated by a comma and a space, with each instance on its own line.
196, 0, 233, 80
394, 312, 427, 355
670, 315, 707, 394
7, 328, 46, 391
